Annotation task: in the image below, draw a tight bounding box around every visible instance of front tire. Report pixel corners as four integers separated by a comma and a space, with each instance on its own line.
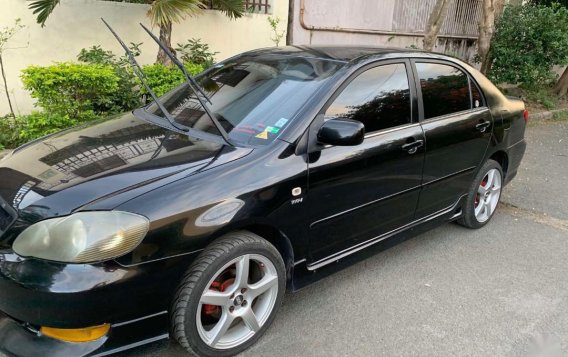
171, 231, 286, 357
457, 159, 503, 229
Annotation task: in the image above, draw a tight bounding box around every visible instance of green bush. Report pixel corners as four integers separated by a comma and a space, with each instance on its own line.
176, 39, 218, 68
140, 62, 205, 98
17, 111, 80, 143
78, 44, 142, 111
490, 4, 568, 86
14, 46, 206, 150
21, 63, 120, 120
0, 116, 24, 149
0, 112, 81, 149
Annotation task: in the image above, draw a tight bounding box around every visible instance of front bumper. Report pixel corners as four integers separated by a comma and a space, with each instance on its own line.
0, 250, 196, 356
0, 310, 168, 357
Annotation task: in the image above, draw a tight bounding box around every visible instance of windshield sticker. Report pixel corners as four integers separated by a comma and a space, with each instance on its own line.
274, 118, 288, 128
266, 126, 280, 134
255, 130, 269, 140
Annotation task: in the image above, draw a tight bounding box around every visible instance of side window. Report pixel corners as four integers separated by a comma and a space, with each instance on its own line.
416, 63, 470, 119
471, 80, 483, 108
325, 63, 411, 133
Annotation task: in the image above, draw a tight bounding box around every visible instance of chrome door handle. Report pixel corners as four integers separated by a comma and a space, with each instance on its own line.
475, 121, 491, 132
401, 139, 424, 154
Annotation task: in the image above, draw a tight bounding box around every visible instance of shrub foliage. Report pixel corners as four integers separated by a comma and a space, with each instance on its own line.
2, 45, 207, 150
21, 63, 120, 119
490, 4, 568, 86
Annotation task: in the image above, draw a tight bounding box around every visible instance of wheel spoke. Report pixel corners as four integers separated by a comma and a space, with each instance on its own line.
241, 308, 261, 332
484, 201, 492, 217
234, 255, 250, 289
486, 170, 495, 187
478, 185, 488, 195
200, 290, 231, 306
248, 274, 278, 300
475, 200, 484, 216
208, 310, 234, 347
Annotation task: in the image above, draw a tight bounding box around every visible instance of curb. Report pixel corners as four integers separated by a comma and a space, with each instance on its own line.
531, 107, 568, 121
0, 150, 9, 161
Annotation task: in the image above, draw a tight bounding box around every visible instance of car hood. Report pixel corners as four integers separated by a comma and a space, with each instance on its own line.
0, 112, 250, 217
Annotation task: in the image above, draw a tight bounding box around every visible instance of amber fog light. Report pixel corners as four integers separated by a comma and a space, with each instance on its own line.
40, 324, 110, 343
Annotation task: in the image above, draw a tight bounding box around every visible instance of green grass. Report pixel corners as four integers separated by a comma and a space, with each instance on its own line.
552, 109, 568, 122
500, 84, 568, 112
520, 86, 559, 110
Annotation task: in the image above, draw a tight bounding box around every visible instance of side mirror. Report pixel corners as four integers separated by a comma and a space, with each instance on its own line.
317, 118, 365, 146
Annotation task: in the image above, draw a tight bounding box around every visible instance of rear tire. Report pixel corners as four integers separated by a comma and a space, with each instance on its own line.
457, 159, 503, 229
171, 231, 285, 357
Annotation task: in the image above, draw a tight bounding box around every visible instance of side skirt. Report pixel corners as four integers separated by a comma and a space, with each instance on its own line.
291, 195, 467, 291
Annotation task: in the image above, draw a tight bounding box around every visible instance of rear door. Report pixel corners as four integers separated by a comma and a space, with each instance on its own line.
307, 60, 425, 266
412, 60, 492, 218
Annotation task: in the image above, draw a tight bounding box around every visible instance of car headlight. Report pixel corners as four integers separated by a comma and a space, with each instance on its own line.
12, 211, 149, 263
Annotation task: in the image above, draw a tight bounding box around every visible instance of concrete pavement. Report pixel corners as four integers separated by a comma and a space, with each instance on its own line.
128, 120, 568, 356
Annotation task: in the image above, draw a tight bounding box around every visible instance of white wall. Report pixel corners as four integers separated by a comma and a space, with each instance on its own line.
0, 0, 288, 115
290, 0, 478, 63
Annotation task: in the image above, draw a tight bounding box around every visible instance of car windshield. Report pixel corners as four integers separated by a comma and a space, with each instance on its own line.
145, 55, 343, 146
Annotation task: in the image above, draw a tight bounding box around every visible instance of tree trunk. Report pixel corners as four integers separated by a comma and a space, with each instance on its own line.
555, 67, 568, 96
286, 0, 294, 45
0, 54, 15, 118
423, 0, 451, 51
156, 21, 174, 66
478, 0, 505, 74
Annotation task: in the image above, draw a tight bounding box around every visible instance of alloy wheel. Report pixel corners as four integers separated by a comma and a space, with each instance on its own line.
195, 254, 279, 350
474, 168, 502, 223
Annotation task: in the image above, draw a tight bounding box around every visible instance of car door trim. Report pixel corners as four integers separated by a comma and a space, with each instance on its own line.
309, 184, 421, 229
421, 165, 477, 186
307, 194, 467, 271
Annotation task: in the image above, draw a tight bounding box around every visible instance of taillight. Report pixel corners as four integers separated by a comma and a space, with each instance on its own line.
523, 109, 529, 123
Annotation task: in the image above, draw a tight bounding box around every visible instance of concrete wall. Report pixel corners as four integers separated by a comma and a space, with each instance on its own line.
0, 0, 288, 116
290, 0, 478, 63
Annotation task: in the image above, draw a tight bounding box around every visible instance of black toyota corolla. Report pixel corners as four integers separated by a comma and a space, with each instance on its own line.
0, 45, 526, 357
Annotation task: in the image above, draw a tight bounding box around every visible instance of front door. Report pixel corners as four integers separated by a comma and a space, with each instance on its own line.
306, 61, 425, 266
412, 60, 493, 218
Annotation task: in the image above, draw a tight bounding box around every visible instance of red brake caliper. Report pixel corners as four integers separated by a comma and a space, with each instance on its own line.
475, 177, 488, 207
203, 278, 235, 317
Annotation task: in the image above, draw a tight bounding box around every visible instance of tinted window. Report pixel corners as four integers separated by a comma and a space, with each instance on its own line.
326, 63, 411, 133
147, 56, 342, 146
416, 63, 470, 119
471, 81, 483, 108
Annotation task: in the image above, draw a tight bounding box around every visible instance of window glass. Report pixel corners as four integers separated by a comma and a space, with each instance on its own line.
325, 63, 411, 133
147, 56, 342, 146
471, 80, 483, 108
416, 63, 470, 119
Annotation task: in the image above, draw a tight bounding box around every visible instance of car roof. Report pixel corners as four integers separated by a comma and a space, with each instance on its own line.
243, 45, 431, 63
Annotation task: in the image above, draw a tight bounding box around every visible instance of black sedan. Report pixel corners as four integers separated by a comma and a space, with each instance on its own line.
0, 46, 526, 357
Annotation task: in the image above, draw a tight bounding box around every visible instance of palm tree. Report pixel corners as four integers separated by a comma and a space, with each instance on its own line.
27, 0, 245, 65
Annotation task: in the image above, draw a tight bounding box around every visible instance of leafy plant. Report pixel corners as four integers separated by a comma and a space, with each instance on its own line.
21, 63, 121, 120
78, 43, 143, 111
267, 16, 285, 47
0, 18, 25, 117
176, 39, 218, 68
17, 111, 79, 143
489, 4, 568, 86
0, 115, 24, 149
77, 45, 116, 65
139, 62, 204, 98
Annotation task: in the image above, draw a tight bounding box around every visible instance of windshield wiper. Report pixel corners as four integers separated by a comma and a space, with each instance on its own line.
101, 18, 187, 132
139, 23, 232, 145
101, 19, 232, 146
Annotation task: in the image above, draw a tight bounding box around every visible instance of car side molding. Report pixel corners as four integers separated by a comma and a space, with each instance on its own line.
307, 194, 467, 271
